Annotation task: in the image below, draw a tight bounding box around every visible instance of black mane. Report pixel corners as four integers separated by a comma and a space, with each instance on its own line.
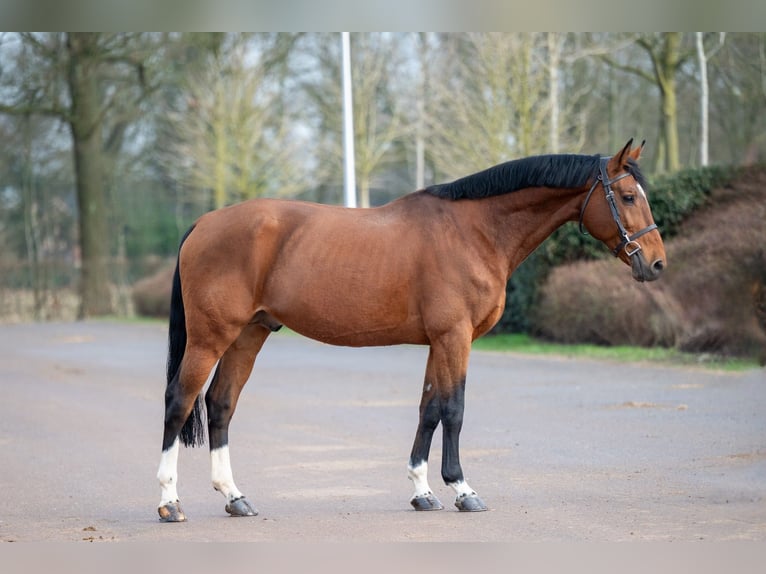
424, 154, 647, 200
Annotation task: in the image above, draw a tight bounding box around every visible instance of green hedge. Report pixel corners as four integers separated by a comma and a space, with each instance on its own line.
493, 164, 741, 334
648, 164, 738, 239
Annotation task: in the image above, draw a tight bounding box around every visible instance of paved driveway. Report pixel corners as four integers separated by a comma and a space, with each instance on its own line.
0, 321, 763, 541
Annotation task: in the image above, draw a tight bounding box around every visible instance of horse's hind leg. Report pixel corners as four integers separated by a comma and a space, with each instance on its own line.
158, 345, 224, 522
206, 323, 271, 517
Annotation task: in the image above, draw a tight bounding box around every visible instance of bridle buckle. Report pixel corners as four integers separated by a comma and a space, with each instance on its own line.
624, 240, 642, 257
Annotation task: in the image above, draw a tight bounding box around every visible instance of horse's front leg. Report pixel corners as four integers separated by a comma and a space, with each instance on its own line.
407, 352, 444, 510
440, 376, 487, 511
407, 328, 487, 511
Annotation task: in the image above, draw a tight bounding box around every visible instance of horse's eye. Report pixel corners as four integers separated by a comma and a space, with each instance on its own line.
622, 195, 635, 205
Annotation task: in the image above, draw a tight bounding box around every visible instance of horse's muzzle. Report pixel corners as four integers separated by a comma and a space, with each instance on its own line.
631, 252, 665, 282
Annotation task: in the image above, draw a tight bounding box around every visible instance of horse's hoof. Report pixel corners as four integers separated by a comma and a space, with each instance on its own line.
454, 493, 488, 512
158, 501, 187, 522
410, 493, 444, 511
225, 496, 258, 517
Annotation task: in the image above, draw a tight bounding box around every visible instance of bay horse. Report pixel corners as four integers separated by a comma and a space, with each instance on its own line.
157, 139, 666, 521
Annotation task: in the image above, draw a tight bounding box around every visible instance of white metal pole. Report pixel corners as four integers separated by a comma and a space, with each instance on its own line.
341, 32, 357, 208
696, 32, 709, 167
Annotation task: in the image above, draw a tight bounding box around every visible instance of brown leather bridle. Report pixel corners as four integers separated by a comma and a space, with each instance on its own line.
579, 157, 658, 258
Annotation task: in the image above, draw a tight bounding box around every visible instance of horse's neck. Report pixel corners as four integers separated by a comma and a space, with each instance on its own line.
474, 185, 586, 278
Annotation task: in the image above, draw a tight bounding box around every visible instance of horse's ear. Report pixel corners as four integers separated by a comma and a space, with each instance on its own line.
629, 139, 646, 161
608, 138, 634, 171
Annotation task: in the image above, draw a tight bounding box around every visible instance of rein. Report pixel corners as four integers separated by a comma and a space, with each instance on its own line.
579, 157, 658, 258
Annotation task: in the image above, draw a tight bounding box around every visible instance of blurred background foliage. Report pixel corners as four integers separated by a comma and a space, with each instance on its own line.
1, 33, 764, 360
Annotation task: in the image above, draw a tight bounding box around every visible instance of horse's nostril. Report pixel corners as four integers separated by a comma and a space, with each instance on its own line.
652, 259, 665, 273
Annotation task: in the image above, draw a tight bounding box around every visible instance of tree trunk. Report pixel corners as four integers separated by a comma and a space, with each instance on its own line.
661, 74, 680, 172
66, 33, 113, 318
548, 33, 560, 153
661, 33, 681, 172
213, 118, 227, 209
21, 114, 44, 319
655, 130, 667, 173
607, 66, 618, 153
628, 33, 684, 173
358, 177, 370, 208
518, 39, 533, 157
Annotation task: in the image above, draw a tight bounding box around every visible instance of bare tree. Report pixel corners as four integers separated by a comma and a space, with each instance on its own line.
1, 32, 162, 317
65, 33, 114, 316
165, 35, 305, 210
603, 33, 693, 172
548, 33, 563, 153
0, 109, 78, 321
425, 33, 620, 181
697, 33, 766, 165
545, 33, 616, 154
427, 34, 515, 177
425, 34, 555, 179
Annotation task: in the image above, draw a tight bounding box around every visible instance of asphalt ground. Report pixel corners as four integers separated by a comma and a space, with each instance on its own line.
0, 321, 764, 542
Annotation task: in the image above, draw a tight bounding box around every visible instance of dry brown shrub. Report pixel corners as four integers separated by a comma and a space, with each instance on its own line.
533, 258, 684, 347
661, 170, 766, 357
131, 261, 175, 318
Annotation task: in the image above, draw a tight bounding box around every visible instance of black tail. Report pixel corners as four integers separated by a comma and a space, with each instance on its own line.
166, 225, 206, 448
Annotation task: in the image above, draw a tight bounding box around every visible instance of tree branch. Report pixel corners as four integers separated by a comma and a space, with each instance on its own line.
0, 101, 68, 121
600, 54, 655, 84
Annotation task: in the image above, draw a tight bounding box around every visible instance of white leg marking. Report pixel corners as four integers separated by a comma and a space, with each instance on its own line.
448, 480, 477, 499
157, 437, 180, 507
211, 446, 244, 502
407, 461, 433, 499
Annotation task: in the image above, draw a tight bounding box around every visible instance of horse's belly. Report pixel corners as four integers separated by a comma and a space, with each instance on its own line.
262, 274, 426, 347
287, 320, 428, 347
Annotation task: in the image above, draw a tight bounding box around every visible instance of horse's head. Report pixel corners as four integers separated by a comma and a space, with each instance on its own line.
579, 139, 666, 282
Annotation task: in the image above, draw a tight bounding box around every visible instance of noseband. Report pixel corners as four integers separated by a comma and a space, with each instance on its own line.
579, 157, 658, 257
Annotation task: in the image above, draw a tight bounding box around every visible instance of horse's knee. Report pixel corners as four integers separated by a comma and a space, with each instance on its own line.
420, 393, 441, 429
440, 380, 466, 429
440, 403, 464, 429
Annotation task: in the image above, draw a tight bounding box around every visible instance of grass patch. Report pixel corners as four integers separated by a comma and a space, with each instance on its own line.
473, 333, 760, 372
